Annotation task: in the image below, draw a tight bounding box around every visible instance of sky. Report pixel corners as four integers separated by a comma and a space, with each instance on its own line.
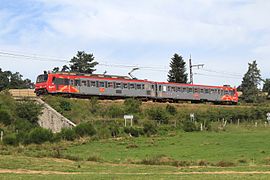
0, 0, 270, 87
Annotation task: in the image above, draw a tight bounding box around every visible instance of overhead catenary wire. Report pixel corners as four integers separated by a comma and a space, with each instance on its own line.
0, 50, 243, 79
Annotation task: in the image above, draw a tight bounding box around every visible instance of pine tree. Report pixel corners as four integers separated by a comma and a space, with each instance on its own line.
70, 51, 98, 74
241, 60, 261, 103
167, 54, 188, 83
263, 79, 270, 93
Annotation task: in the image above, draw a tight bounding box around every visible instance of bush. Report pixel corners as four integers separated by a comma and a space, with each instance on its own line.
60, 128, 76, 141
13, 119, 35, 131
89, 97, 100, 114
74, 122, 96, 137
143, 121, 157, 136
108, 124, 120, 137
124, 98, 142, 114
15, 101, 43, 124
106, 105, 124, 118
124, 127, 143, 137
166, 105, 177, 115
3, 133, 18, 146
0, 110, 13, 125
146, 107, 169, 124
27, 128, 53, 144
59, 100, 72, 112
182, 121, 198, 132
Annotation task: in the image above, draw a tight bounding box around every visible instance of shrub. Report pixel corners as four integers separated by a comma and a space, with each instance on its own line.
0, 110, 13, 125
216, 160, 235, 167
27, 128, 53, 144
143, 121, 157, 136
124, 98, 142, 114
124, 127, 143, 137
106, 105, 124, 118
13, 119, 35, 131
60, 128, 76, 141
15, 101, 43, 124
182, 121, 198, 132
146, 107, 169, 124
108, 124, 120, 137
74, 122, 96, 137
87, 155, 103, 162
166, 104, 177, 115
59, 100, 72, 111
3, 133, 18, 146
89, 97, 100, 114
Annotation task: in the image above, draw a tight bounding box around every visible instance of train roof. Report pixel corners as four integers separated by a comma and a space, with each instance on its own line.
45, 72, 235, 89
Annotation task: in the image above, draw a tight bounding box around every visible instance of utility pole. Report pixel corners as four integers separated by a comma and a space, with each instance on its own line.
189, 55, 204, 84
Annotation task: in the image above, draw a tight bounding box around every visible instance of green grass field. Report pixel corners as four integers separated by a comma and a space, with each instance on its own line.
1, 126, 270, 179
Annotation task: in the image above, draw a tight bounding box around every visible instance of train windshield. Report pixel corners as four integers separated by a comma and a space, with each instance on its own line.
36, 74, 48, 83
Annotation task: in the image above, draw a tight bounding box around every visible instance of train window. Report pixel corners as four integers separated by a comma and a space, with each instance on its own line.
183, 87, 187, 93
225, 90, 229, 95
168, 86, 171, 92
142, 84, 145, 89
188, 88, 193, 93
75, 80, 81, 86
220, 90, 224, 95
137, 84, 142, 90
171, 87, 176, 92
116, 82, 122, 89
64, 79, 70, 85
36, 74, 48, 83
194, 88, 199, 93
211, 89, 215, 94
130, 83, 135, 89
163, 86, 167, 92
108, 82, 114, 88
70, 80, 74, 86
200, 89, 204, 94
123, 83, 128, 89
99, 82, 105, 88
217, 89, 221, 94
81, 80, 87, 86
230, 91, 235, 96
151, 85, 155, 90
205, 89, 209, 94
90, 81, 96, 87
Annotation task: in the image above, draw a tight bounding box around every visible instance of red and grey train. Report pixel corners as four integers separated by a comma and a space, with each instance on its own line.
35, 72, 238, 104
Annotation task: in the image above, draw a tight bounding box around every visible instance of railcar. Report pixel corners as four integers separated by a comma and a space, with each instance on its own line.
156, 82, 238, 104
35, 72, 156, 99
35, 72, 238, 104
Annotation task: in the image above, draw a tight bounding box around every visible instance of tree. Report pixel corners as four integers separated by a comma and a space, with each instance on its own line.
241, 60, 261, 103
52, 67, 59, 73
61, 65, 70, 72
262, 79, 270, 94
167, 53, 188, 83
0, 68, 33, 90
70, 51, 98, 74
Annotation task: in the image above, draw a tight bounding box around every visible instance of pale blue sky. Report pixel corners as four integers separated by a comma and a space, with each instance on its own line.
0, 0, 269, 87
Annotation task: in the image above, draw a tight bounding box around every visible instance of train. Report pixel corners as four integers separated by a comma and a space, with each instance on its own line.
35, 72, 238, 104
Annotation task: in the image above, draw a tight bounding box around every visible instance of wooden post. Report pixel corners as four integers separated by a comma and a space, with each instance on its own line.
124, 118, 127, 127
255, 122, 257, 128
0, 131, 3, 142
237, 119, 240, 127
200, 123, 203, 131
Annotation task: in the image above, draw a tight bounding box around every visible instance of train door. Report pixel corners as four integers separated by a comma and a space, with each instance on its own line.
74, 79, 81, 93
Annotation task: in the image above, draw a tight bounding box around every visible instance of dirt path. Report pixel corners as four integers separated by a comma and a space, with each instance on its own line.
1, 169, 270, 175
0, 169, 79, 175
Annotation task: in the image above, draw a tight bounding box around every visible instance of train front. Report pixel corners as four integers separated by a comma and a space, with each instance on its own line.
35, 73, 49, 95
